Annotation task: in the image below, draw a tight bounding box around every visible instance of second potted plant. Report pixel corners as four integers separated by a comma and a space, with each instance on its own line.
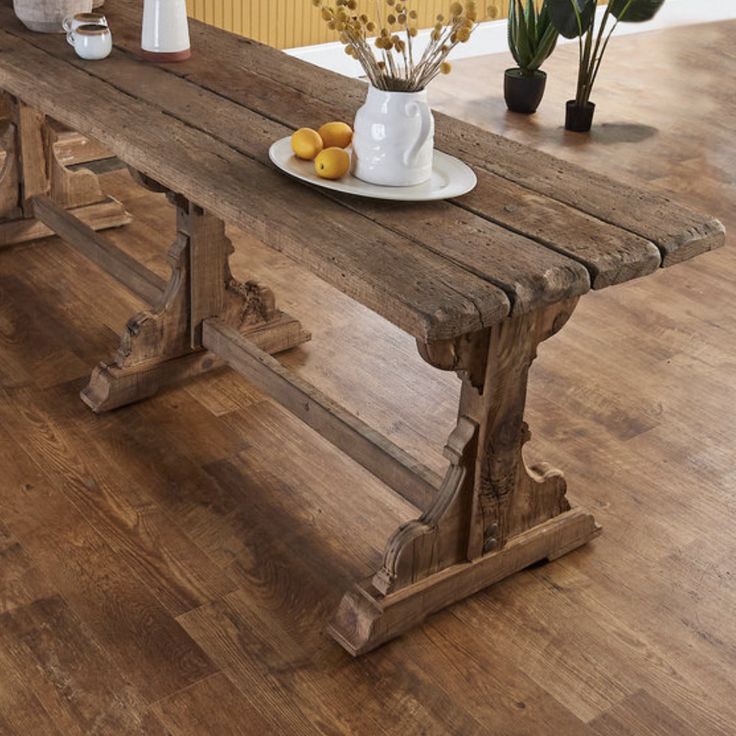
505, 0, 559, 114
548, 0, 666, 132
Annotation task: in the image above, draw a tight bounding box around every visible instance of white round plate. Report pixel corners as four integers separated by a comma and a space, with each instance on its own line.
268, 137, 477, 202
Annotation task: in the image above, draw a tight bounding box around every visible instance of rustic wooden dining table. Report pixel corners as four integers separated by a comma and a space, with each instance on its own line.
0, 0, 725, 655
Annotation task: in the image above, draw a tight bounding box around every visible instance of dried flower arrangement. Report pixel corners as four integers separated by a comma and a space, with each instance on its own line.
311, 0, 487, 91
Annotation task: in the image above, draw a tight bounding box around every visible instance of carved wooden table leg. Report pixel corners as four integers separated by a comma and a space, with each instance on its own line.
329, 298, 600, 655
0, 94, 130, 247
82, 187, 310, 412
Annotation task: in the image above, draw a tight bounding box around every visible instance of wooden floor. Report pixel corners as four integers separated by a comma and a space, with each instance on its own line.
1, 20, 735, 736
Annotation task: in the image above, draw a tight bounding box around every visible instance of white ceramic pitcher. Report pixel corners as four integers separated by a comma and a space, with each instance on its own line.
352, 86, 435, 187
141, 0, 191, 62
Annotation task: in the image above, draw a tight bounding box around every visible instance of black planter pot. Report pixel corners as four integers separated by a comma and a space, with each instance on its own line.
504, 69, 547, 115
565, 100, 596, 132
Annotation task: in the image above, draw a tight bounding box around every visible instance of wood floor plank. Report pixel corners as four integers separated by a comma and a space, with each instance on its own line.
364, 625, 589, 736
219, 399, 417, 559
77, 385, 415, 579
0, 644, 63, 736
589, 690, 724, 736
0, 595, 167, 735
179, 591, 489, 736
179, 598, 372, 736
0, 385, 239, 617
0, 520, 55, 615
184, 365, 266, 417
548, 553, 736, 736
0, 273, 90, 388
0, 416, 218, 702
151, 672, 285, 736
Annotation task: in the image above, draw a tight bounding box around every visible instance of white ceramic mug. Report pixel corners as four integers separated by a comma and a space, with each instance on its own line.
67, 23, 112, 60
352, 86, 435, 187
63, 11, 107, 35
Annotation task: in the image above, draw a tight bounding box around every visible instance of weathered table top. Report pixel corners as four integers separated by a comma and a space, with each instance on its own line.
0, 0, 724, 341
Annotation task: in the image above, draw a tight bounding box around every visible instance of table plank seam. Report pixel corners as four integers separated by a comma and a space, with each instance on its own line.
450, 195, 651, 289
325, 198, 592, 313
463, 157, 726, 263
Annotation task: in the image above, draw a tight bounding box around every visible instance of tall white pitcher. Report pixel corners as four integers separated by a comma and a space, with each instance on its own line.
141, 0, 191, 62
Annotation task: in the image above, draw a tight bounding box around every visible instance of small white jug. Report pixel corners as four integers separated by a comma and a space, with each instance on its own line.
67, 23, 112, 60
63, 11, 107, 35
141, 0, 191, 62
352, 86, 435, 187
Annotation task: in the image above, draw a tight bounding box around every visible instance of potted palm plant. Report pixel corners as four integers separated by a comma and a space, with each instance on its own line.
505, 0, 559, 114
548, 0, 666, 132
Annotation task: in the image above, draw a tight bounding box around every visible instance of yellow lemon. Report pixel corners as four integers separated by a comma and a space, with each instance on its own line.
318, 121, 353, 149
314, 147, 351, 180
291, 128, 324, 160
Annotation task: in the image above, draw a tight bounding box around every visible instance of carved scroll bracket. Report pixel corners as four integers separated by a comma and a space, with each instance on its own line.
372, 415, 478, 595
83, 172, 309, 412
417, 329, 490, 391
415, 297, 581, 561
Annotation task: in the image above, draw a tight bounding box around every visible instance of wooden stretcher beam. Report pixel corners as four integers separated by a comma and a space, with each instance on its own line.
202, 317, 441, 511
32, 194, 162, 305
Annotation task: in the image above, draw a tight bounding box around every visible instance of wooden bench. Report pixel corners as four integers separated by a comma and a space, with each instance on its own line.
0, 0, 724, 655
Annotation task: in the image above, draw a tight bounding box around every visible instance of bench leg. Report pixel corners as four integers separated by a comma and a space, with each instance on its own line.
0, 94, 130, 247
81, 190, 310, 412
328, 297, 600, 655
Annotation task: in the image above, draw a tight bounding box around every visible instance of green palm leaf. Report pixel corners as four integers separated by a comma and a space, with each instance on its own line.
610, 0, 666, 22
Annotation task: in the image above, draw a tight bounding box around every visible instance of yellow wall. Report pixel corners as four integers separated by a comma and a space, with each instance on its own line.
186, 1, 608, 50
186, 1, 513, 49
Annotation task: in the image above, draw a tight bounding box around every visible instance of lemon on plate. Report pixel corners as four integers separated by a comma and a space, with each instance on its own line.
291, 128, 324, 160
318, 121, 353, 149
314, 147, 350, 180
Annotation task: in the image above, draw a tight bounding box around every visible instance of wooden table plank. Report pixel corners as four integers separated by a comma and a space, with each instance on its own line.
94, 2, 662, 290
3, 26, 593, 314
0, 29, 511, 341
101, 1, 722, 268
440, 122, 725, 266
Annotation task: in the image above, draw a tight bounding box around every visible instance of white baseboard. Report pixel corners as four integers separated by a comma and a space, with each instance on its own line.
287, 0, 736, 78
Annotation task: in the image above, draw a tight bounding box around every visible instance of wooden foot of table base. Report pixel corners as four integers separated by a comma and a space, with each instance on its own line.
82, 312, 308, 413
0, 95, 131, 248
329, 507, 600, 655
81, 181, 310, 413
324, 298, 601, 655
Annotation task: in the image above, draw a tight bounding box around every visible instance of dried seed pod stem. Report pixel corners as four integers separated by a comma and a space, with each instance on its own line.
312, 0, 483, 91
